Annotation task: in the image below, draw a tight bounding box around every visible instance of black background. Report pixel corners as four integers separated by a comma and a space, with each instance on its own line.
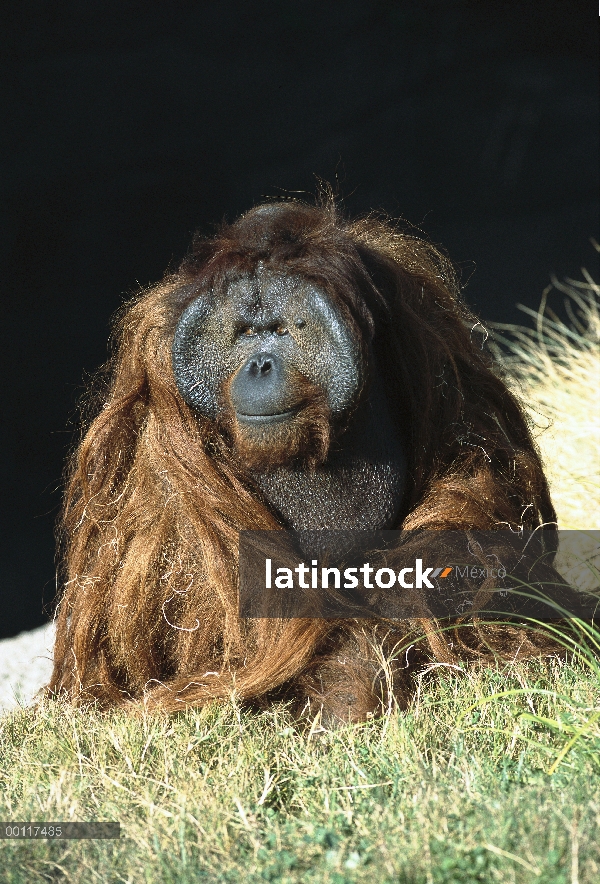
1, 1, 598, 638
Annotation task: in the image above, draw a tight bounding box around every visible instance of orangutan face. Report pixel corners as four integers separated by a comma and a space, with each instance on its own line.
172, 268, 367, 469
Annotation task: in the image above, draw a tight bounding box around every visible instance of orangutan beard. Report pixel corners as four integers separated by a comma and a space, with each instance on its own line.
219, 373, 332, 472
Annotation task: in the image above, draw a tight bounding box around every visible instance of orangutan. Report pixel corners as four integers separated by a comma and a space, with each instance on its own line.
48, 199, 560, 722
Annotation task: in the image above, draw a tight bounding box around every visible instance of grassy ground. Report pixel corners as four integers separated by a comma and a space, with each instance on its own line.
0, 655, 599, 884
1, 273, 598, 883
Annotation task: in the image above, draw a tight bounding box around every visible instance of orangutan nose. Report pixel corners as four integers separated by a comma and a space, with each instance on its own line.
230, 352, 291, 417
248, 354, 273, 377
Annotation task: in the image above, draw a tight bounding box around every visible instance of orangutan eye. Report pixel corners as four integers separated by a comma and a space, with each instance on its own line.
239, 326, 256, 337
274, 325, 288, 336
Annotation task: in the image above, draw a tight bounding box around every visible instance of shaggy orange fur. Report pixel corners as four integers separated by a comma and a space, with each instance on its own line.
48, 199, 558, 722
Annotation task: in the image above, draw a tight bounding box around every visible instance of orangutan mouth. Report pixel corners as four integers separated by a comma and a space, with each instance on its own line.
235, 408, 299, 424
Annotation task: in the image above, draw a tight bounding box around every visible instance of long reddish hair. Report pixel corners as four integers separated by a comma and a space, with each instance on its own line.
48, 199, 556, 721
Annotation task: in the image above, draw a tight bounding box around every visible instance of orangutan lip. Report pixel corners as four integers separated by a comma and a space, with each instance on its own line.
236, 409, 297, 424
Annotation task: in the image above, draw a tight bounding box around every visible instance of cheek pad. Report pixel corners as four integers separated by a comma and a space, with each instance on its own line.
294, 288, 365, 414
172, 297, 234, 419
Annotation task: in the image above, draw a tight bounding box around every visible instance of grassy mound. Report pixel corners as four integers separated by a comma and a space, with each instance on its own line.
491, 267, 600, 530
1, 660, 599, 883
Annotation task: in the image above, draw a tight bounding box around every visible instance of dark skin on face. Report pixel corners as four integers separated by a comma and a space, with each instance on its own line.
172, 267, 406, 530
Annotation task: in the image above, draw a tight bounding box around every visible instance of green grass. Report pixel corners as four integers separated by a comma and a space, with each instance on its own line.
1, 271, 599, 882
1, 654, 599, 883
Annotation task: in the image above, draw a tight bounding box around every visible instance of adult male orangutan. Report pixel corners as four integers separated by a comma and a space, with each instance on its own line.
48, 199, 561, 723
